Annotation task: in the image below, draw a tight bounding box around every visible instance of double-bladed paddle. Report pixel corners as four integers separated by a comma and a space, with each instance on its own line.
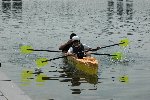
35, 52, 123, 68
20, 39, 129, 54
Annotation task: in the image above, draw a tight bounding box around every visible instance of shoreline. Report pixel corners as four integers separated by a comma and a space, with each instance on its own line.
0, 70, 32, 100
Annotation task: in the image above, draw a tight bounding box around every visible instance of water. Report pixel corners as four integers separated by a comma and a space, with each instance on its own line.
0, 0, 150, 100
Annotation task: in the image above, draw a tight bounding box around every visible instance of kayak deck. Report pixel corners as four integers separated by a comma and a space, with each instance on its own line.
67, 56, 99, 75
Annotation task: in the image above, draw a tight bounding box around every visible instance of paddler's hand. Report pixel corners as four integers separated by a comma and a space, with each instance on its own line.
88, 46, 101, 51
96, 46, 101, 50
65, 52, 74, 56
65, 52, 77, 58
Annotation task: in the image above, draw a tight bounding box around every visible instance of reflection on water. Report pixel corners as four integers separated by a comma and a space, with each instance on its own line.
1, 0, 22, 20
12, 1, 22, 20
21, 61, 99, 94
117, 0, 124, 21
21, 69, 33, 86
107, 0, 133, 21
107, 0, 114, 22
107, 0, 114, 34
117, 0, 133, 21
126, 0, 133, 20
2, 1, 11, 19
107, 0, 133, 34
119, 75, 129, 83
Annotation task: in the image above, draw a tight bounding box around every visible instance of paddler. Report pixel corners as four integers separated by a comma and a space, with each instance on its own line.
66, 36, 100, 59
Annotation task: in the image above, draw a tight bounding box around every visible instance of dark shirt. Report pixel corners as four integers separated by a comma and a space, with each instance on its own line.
72, 44, 85, 59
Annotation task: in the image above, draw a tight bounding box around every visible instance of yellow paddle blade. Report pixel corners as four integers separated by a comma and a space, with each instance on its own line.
36, 58, 48, 68
36, 73, 47, 82
36, 73, 47, 86
119, 39, 129, 47
119, 75, 129, 83
20, 45, 33, 54
21, 69, 33, 78
20, 69, 33, 86
112, 52, 123, 60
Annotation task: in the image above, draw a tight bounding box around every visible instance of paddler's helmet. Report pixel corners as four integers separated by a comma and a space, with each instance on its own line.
72, 36, 80, 42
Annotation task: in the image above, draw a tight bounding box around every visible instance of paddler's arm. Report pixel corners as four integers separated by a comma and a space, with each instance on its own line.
65, 47, 77, 58
89, 47, 101, 51
65, 52, 76, 56
59, 39, 73, 50
83, 44, 101, 51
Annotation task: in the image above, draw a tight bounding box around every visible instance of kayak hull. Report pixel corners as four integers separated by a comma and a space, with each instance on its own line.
67, 56, 99, 75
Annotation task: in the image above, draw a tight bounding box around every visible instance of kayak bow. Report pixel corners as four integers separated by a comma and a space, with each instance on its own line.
67, 56, 99, 75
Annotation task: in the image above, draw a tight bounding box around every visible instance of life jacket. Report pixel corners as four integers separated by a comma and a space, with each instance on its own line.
72, 44, 85, 59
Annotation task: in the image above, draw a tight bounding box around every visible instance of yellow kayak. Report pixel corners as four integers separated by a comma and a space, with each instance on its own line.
67, 56, 99, 75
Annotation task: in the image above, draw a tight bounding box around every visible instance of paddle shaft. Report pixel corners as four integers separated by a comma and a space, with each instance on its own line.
100, 42, 125, 49
27, 49, 61, 52
27, 42, 124, 53
91, 53, 117, 56
42, 53, 117, 63
42, 55, 67, 62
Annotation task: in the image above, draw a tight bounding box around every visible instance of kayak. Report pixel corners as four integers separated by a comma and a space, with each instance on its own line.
66, 56, 99, 75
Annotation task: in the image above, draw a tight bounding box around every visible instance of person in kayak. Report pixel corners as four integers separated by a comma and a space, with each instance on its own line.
59, 33, 77, 53
67, 36, 100, 59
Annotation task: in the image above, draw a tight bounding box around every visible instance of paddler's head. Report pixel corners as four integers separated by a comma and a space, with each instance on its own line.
72, 36, 80, 47
70, 33, 76, 39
